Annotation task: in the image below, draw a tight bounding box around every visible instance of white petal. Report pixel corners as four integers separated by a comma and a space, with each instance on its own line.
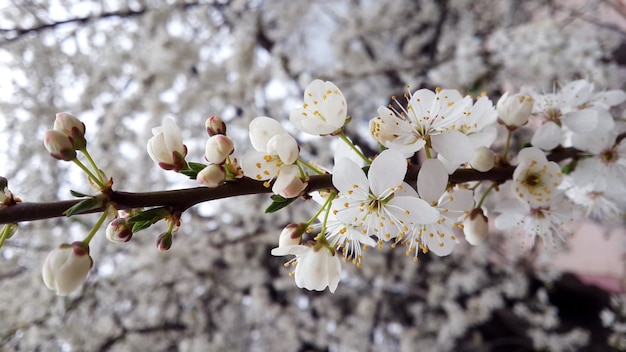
368, 149, 407, 197
431, 130, 473, 166
389, 196, 440, 224
267, 134, 299, 164
332, 158, 369, 198
241, 152, 280, 181
494, 199, 529, 229
442, 189, 474, 212
531, 122, 561, 151
418, 159, 448, 203
562, 109, 597, 133
249, 116, 286, 152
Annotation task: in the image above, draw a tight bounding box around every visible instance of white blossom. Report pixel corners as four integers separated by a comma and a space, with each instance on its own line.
42, 242, 93, 296
146, 118, 187, 172
290, 79, 348, 136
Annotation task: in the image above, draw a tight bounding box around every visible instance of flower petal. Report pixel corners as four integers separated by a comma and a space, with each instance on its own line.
418, 159, 448, 204
368, 149, 407, 197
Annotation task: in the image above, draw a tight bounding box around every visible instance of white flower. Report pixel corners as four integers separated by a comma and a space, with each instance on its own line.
531, 80, 625, 151
332, 149, 439, 244
54, 112, 86, 150
494, 197, 571, 248
496, 92, 533, 128
570, 133, 626, 193
370, 88, 474, 167
272, 242, 342, 293
197, 164, 226, 188
42, 242, 93, 296
565, 181, 625, 221
241, 117, 305, 197
205, 135, 234, 164
147, 118, 187, 171
403, 159, 474, 257
290, 79, 348, 136
513, 147, 563, 207
44, 130, 76, 161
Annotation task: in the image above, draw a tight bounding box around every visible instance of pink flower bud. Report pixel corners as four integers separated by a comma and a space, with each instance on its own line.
44, 130, 77, 161
54, 112, 86, 150
205, 135, 234, 164
197, 164, 226, 188
42, 242, 93, 296
105, 218, 133, 243
205, 115, 227, 136
156, 232, 173, 252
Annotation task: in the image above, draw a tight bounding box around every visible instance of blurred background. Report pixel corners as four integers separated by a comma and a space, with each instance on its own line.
1, 0, 626, 351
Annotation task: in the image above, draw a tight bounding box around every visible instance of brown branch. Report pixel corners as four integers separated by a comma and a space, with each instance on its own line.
0, 147, 582, 225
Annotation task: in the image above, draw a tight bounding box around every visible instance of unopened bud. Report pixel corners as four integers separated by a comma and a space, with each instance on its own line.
496, 92, 533, 129
44, 130, 77, 161
156, 232, 173, 252
271, 223, 306, 256
205, 135, 234, 164
470, 146, 495, 172
463, 208, 489, 245
205, 115, 227, 136
197, 164, 226, 188
54, 112, 86, 150
105, 218, 133, 243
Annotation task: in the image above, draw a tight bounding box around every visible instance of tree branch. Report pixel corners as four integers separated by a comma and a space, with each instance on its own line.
0, 146, 583, 225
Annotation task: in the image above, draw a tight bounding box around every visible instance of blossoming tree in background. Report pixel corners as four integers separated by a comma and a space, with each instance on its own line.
2, 1, 626, 351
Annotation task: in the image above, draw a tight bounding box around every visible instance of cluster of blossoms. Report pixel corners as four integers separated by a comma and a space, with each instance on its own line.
12, 78, 625, 296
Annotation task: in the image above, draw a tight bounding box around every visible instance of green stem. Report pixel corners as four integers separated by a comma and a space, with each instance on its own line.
80, 148, 105, 184
339, 133, 370, 165
305, 192, 335, 230
476, 182, 497, 209
73, 159, 106, 189
297, 157, 325, 175
424, 147, 432, 159
502, 130, 513, 161
82, 211, 109, 245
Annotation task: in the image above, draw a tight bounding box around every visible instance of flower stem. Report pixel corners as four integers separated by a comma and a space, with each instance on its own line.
306, 192, 335, 230
425, 147, 432, 159
80, 148, 105, 184
82, 211, 109, 245
73, 159, 105, 189
297, 158, 325, 175
476, 182, 497, 209
338, 133, 370, 165
502, 130, 513, 161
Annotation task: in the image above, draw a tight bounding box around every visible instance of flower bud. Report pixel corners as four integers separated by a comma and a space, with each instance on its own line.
496, 92, 533, 129
271, 223, 306, 256
54, 112, 86, 150
205, 115, 227, 136
147, 118, 187, 172
105, 218, 133, 243
42, 242, 93, 296
463, 209, 489, 245
156, 232, 173, 251
44, 130, 77, 161
205, 135, 234, 164
470, 146, 495, 172
197, 164, 226, 188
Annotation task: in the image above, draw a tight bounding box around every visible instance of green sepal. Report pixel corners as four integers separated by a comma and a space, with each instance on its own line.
70, 189, 91, 198
64, 197, 104, 217
265, 194, 297, 213
127, 207, 171, 233
561, 158, 579, 174
180, 162, 208, 180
